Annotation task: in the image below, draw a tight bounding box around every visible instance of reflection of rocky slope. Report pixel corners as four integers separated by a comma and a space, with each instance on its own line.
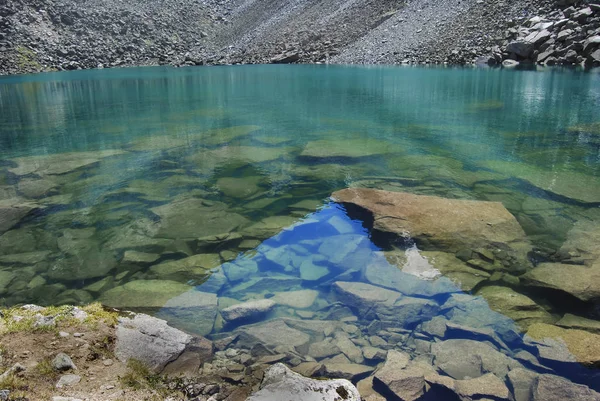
2, 0, 599, 74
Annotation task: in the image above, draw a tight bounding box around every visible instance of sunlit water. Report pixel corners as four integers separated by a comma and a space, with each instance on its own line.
1, 65, 600, 393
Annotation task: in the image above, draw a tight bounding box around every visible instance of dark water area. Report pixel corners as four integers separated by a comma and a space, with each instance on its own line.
1, 65, 600, 398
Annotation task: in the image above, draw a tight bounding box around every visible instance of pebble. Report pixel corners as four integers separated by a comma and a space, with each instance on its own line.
59, 331, 70, 337
102, 359, 114, 366
73, 332, 84, 337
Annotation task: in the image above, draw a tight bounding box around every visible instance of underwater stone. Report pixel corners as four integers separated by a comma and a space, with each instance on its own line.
221, 299, 276, 323
99, 279, 194, 309
300, 138, 396, 159
555, 313, 600, 334
476, 286, 554, 329
455, 373, 510, 401
236, 319, 310, 350
17, 178, 58, 199
122, 251, 160, 264
332, 188, 532, 271
533, 374, 600, 401
0, 199, 41, 236
522, 262, 600, 303
216, 176, 263, 199
431, 339, 522, 380
272, 290, 319, 309
222, 258, 259, 283
526, 323, 600, 366
149, 253, 221, 281
151, 198, 250, 239
480, 160, 600, 204
8, 149, 126, 177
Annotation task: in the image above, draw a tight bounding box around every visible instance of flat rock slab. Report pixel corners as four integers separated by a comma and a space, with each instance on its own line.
522, 262, 600, 302
246, 363, 361, 401
332, 188, 531, 268
526, 323, 600, 366
0, 198, 40, 235
151, 198, 249, 239
9, 149, 126, 176
115, 313, 212, 375
221, 299, 276, 323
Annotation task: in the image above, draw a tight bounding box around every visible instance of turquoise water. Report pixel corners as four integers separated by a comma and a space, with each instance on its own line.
1, 65, 600, 394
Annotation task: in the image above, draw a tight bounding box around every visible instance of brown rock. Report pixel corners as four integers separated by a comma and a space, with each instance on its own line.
332, 188, 531, 269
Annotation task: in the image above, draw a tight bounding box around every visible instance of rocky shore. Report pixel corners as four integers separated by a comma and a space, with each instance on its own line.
1, 0, 599, 75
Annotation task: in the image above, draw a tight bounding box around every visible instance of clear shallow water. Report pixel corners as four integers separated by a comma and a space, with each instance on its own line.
1, 65, 600, 394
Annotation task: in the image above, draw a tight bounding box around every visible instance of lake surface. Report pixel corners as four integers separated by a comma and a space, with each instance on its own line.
1, 65, 600, 396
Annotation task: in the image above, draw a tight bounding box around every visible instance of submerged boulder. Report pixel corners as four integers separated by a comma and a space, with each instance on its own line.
332, 188, 531, 272
333, 281, 439, 328
151, 198, 249, 239
221, 299, 276, 323
0, 198, 41, 235
246, 363, 361, 401
522, 263, 600, 302
8, 149, 126, 177
431, 339, 521, 380
526, 323, 600, 366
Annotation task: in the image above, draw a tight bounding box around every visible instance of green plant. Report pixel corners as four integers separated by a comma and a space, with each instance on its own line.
16, 46, 41, 71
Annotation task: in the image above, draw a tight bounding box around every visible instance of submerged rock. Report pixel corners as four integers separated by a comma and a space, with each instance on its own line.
476, 286, 554, 329
0, 198, 41, 235
99, 280, 194, 308
332, 188, 531, 272
333, 281, 439, 327
522, 263, 600, 302
300, 138, 397, 159
455, 373, 510, 401
221, 299, 276, 323
17, 178, 58, 199
246, 363, 361, 401
216, 176, 264, 198
236, 319, 310, 351
532, 374, 600, 401
480, 160, 600, 204
431, 339, 521, 380
149, 254, 221, 281
151, 198, 249, 239
8, 149, 126, 177
526, 323, 600, 366
555, 313, 600, 334
373, 350, 433, 401
272, 289, 318, 309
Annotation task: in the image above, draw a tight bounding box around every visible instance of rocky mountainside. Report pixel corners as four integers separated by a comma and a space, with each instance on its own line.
0, 0, 599, 74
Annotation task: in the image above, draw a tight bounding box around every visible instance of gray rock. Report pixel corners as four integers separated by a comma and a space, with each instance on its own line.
52, 397, 83, 401
532, 374, 600, 401
0, 199, 40, 235
115, 313, 212, 374
336, 335, 364, 364
221, 299, 276, 323
508, 368, 539, 401
333, 281, 439, 327
455, 373, 510, 401
246, 363, 361, 401
431, 339, 521, 380
222, 258, 259, 283
237, 319, 311, 351
502, 59, 520, 67
373, 350, 433, 401
572, 7, 592, 22
321, 362, 375, 381
525, 30, 551, 46
507, 41, 535, 57
0, 390, 8, 401
557, 29, 574, 42
52, 353, 76, 371
55, 374, 81, 388
308, 339, 340, 359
